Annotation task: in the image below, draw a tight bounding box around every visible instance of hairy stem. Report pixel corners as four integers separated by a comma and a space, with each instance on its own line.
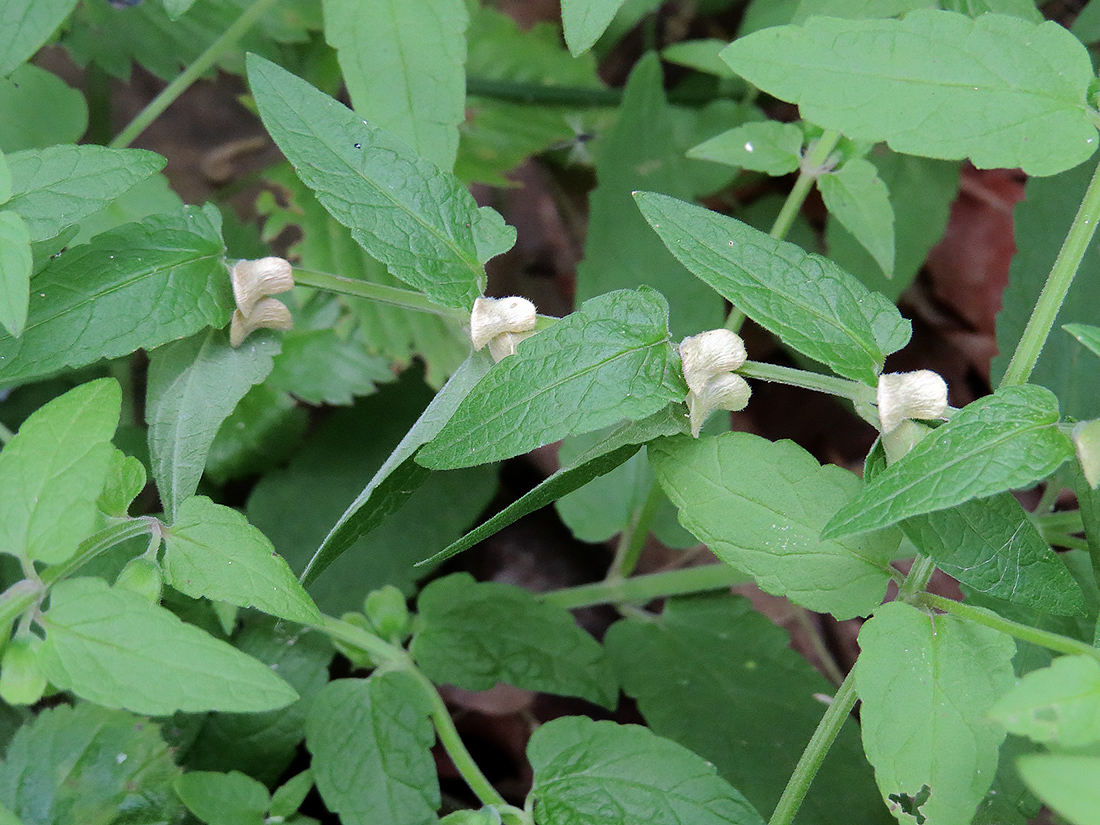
920, 592, 1100, 662
110, 0, 282, 148
768, 670, 859, 825
739, 360, 874, 403
606, 481, 665, 582
769, 130, 842, 242
293, 268, 467, 319
1000, 155, 1100, 387
897, 555, 937, 602
40, 517, 158, 585
541, 563, 750, 610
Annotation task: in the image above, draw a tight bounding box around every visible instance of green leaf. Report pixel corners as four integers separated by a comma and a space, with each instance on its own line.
650, 433, 900, 619
38, 576, 299, 715
662, 38, 740, 78
528, 716, 765, 825
994, 165, 1100, 419
162, 496, 321, 624
723, 10, 1096, 177
824, 386, 1074, 538
791, 0, 935, 20
420, 288, 685, 470
97, 445, 147, 517
605, 593, 883, 824
298, 353, 492, 589
1016, 754, 1100, 825
322, 0, 467, 170
561, 0, 628, 56
0, 377, 118, 564
174, 771, 269, 825
989, 655, 1100, 748
270, 771, 313, 820
0, 0, 79, 78
0, 210, 30, 337
576, 53, 722, 339
247, 53, 494, 309
901, 494, 1085, 616
206, 384, 308, 484
0, 703, 182, 824
180, 616, 334, 785
0, 150, 9, 204
819, 158, 895, 278
826, 149, 959, 302
411, 572, 618, 707
0, 64, 86, 152
1064, 323, 1100, 359
941, 0, 1043, 21
306, 673, 439, 825
688, 120, 803, 175
267, 327, 393, 406
0, 209, 232, 389
635, 192, 910, 384
4, 145, 165, 241
856, 601, 1017, 825
1073, 0, 1100, 43
146, 328, 278, 520
162, 0, 197, 18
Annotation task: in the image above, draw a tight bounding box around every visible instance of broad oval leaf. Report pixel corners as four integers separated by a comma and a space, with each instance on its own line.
0, 0, 79, 78
410, 573, 618, 707
37, 577, 299, 715
0, 209, 232, 389
561, 0, 628, 56
173, 771, 269, 825
856, 601, 1017, 825
635, 191, 910, 384
722, 10, 1097, 177
1016, 754, 1100, 825
650, 432, 900, 619
147, 328, 279, 520
162, 496, 321, 625
305, 673, 439, 825
0, 210, 30, 337
0, 378, 119, 564
5, 145, 165, 241
989, 655, 1100, 748
418, 288, 686, 470
528, 716, 765, 825
247, 53, 493, 309
823, 385, 1074, 538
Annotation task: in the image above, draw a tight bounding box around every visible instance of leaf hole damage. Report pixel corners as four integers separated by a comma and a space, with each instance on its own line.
887, 785, 931, 825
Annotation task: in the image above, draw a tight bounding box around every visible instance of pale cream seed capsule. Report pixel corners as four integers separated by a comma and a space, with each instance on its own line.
687, 372, 751, 437
231, 256, 294, 317
230, 297, 293, 347
469, 296, 537, 351
876, 370, 948, 434
679, 329, 748, 396
487, 329, 535, 362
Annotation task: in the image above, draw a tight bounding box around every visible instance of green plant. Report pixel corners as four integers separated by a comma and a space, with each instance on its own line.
1, 1, 1100, 824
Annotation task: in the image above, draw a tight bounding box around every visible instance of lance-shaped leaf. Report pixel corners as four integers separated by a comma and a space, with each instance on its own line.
561, 0, 628, 56
528, 717, 765, 825
0, 378, 119, 564
419, 288, 685, 470
248, 53, 497, 309
162, 496, 320, 625
636, 192, 909, 385
322, 0, 468, 170
824, 385, 1074, 538
818, 158, 895, 279
0, 0, 80, 78
411, 573, 618, 707
990, 655, 1100, 748
688, 120, 804, 176
650, 432, 900, 620
301, 351, 492, 587
37, 577, 299, 715
1064, 322, 1100, 360
147, 329, 279, 520
0, 209, 232, 388
421, 405, 685, 567
0, 210, 30, 336
722, 10, 1097, 177
856, 601, 1016, 825
306, 673, 439, 825
5, 145, 165, 241
901, 494, 1085, 617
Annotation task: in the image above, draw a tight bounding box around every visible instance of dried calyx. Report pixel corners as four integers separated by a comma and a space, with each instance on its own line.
229, 257, 294, 347
876, 369, 948, 434
679, 329, 751, 437
470, 296, 537, 362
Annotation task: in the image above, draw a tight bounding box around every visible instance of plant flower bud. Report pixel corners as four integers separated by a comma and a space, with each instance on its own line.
679, 329, 748, 396
0, 635, 47, 706
687, 372, 751, 437
487, 330, 535, 362
231, 256, 295, 317
470, 296, 537, 354
230, 297, 294, 348
876, 370, 948, 434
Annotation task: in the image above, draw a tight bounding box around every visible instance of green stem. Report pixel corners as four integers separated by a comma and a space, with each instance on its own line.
311, 614, 409, 669
540, 563, 750, 610
792, 607, 845, 687
1045, 533, 1090, 552
739, 360, 873, 403
40, 518, 157, 585
606, 482, 665, 582
0, 420, 13, 445
1000, 155, 1100, 387
464, 77, 732, 109
768, 670, 859, 825
897, 555, 937, 602
109, 0, 282, 148
0, 580, 45, 632
920, 593, 1100, 662
293, 268, 467, 320
1038, 509, 1083, 535
768, 130, 842, 241
85, 63, 113, 146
